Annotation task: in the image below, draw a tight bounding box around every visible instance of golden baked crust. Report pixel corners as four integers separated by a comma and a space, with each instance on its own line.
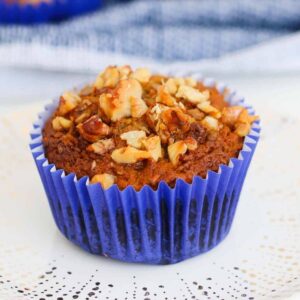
42, 66, 258, 190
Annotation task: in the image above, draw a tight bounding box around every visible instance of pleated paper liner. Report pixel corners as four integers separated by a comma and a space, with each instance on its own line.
0, 0, 102, 24
30, 78, 260, 264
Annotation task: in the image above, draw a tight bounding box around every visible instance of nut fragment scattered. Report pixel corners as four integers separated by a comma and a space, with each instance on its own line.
221, 106, 259, 136
164, 78, 178, 95
131, 68, 151, 83
197, 101, 221, 118
77, 115, 111, 142
90, 173, 116, 189
99, 79, 142, 121
87, 138, 115, 155
95, 66, 120, 89
156, 87, 177, 106
120, 130, 146, 148
176, 85, 210, 104
235, 122, 251, 137
201, 116, 219, 131
142, 136, 162, 162
184, 137, 198, 151
111, 146, 151, 164
50, 65, 259, 188
58, 91, 81, 115
221, 106, 244, 126
130, 97, 148, 118
52, 116, 73, 131
168, 141, 188, 166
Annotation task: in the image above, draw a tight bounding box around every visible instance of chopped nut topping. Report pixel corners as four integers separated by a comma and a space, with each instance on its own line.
51, 65, 259, 178
119, 65, 132, 80
142, 136, 162, 162
131, 68, 151, 83
201, 116, 219, 131
95, 66, 120, 89
90, 173, 116, 189
161, 108, 193, 132
99, 79, 142, 121
156, 87, 177, 106
164, 78, 178, 95
176, 85, 210, 104
130, 97, 148, 118
52, 116, 73, 131
87, 138, 115, 155
168, 141, 188, 166
184, 137, 198, 151
111, 146, 151, 164
221, 106, 259, 137
58, 91, 81, 116
185, 77, 197, 87
187, 108, 205, 121
235, 122, 251, 137
77, 115, 111, 142
221, 106, 244, 126
120, 130, 146, 148
197, 101, 221, 118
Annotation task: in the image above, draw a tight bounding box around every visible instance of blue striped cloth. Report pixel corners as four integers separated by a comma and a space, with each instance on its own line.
0, 0, 299, 61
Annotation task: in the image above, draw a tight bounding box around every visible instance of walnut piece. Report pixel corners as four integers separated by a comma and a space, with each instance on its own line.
161, 108, 194, 132
235, 122, 251, 137
187, 108, 205, 121
58, 91, 81, 116
141, 136, 162, 162
95, 66, 120, 89
130, 97, 148, 118
99, 78, 142, 121
201, 116, 219, 131
87, 138, 115, 155
131, 68, 151, 83
221, 106, 244, 126
197, 101, 221, 118
90, 173, 116, 189
176, 85, 210, 104
77, 115, 111, 142
156, 87, 177, 106
52, 116, 73, 131
221, 106, 259, 136
111, 146, 151, 164
168, 141, 188, 166
120, 130, 146, 148
184, 136, 198, 151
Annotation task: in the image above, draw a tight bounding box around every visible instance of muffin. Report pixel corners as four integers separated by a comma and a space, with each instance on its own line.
30, 66, 260, 264
0, 0, 102, 24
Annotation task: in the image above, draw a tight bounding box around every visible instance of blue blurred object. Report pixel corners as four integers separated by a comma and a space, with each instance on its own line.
0, 0, 103, 24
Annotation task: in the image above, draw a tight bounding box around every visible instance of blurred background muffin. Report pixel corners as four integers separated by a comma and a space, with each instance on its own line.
0, 0, 103, 24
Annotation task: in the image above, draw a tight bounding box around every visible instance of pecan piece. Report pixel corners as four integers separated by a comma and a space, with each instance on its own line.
87, 138, 115, 155
111, 146, 151, 164
52, 116, 73, 131
77, 115, 110, 142
90, 173, 116, 189
168, 141, 188, 166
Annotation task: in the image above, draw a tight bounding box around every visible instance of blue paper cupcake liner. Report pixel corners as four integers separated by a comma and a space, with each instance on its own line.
30, 78, 260, 264
0, 0, 102, 24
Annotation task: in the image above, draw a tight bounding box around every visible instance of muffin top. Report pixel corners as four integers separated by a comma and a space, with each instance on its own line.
42, 66, 258, 190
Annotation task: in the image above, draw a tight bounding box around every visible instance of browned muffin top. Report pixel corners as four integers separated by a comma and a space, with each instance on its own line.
42, 66, 258, 190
